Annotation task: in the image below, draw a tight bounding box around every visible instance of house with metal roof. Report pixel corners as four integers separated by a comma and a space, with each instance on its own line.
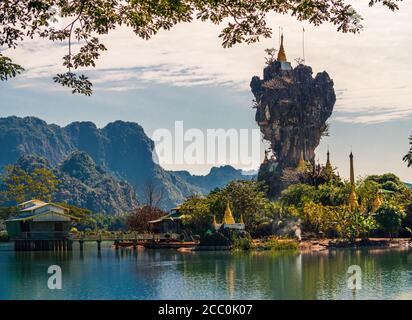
6, 200, 79, 241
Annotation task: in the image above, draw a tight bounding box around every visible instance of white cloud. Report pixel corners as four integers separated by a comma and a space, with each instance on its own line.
3, 1, 412, 124
334, 107, 412, 124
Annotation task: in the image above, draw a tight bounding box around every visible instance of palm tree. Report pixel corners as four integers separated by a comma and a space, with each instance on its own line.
403, 135, 412, 167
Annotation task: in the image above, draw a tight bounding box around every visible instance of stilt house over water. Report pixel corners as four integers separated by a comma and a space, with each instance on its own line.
6, 200, 78, 241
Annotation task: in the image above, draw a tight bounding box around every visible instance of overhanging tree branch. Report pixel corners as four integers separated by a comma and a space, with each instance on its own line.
0, 0, 403, 95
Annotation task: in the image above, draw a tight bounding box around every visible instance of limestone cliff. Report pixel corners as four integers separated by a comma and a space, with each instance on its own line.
15, 153, 139, 215
251, 60, 336, 196
0, 116, 254, 209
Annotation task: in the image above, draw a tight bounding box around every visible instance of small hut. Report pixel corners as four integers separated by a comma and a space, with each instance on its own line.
6, 200, 79, 251
148, 207, 184, 234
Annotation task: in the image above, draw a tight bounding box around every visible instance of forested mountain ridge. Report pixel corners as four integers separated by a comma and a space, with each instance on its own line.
13, 152, 139, 214
0, 116, 255, 209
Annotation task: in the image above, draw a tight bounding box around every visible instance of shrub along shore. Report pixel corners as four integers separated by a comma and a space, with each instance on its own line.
234, 237, 412, 253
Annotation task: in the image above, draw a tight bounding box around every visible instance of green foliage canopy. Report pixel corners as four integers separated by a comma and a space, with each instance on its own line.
302, 202, 376, 241
279, 173, 410, 240
1, 164, 59, 204
375, 203, 406, 237
364, 173, 407, 193
180, 180, 272, 236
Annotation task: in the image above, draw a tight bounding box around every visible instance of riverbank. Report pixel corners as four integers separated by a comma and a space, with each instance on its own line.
186, 237, 412, 252
299, 238, 412, 252
2, 232, 411, 253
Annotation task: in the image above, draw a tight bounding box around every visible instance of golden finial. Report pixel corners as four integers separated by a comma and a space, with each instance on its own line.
277, 33, 287, 62
223, 201, 236, 225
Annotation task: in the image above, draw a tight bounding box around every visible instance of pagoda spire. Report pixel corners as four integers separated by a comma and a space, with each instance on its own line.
325, 147, 333, 173
349, 152, 355, 187
277, 33, 287, 62
348, 152, 358, 211
223, 201, 236, 225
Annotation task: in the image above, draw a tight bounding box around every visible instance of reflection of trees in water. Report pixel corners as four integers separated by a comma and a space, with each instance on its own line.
111, 248, 412, 299
313, 248, 412, 299
6, 250, 73, 299
3, 246, 412, 299
174, 249, 412, 299
175, 251, 312, 299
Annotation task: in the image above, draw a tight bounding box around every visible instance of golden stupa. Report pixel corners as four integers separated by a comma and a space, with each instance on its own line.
277, 33, 287, 62
223, 201, 236, 225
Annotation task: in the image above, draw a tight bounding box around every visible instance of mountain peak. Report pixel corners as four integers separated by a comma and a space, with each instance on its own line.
60, 150, 102, 181
0, 116, 255, 210
16, 154, 52, 171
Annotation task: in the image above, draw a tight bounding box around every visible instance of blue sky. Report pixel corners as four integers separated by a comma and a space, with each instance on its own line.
0, 1, 411, 181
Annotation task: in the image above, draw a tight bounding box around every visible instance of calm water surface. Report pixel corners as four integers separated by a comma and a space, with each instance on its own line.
1, 242, 412, 300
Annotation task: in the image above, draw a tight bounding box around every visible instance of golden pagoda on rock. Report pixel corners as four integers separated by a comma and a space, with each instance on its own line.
276, 32, 292, 71
277, 33, 287, 62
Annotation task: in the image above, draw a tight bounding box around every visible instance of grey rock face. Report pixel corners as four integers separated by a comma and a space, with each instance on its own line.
0, 116, 254, 209
251, 62, 336, 196
15, 153, 139, 215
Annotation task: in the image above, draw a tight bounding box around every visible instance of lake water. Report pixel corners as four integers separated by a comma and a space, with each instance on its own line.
1, 242, 412, 300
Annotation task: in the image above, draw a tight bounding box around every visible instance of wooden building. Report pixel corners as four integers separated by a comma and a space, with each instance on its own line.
148, 207, 184, 234
6, 200, 79, 251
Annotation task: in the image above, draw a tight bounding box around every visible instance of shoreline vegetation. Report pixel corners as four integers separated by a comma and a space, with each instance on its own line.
1, 150, 412, 253
3, 232, 411, 254
206, 237, 412, 253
